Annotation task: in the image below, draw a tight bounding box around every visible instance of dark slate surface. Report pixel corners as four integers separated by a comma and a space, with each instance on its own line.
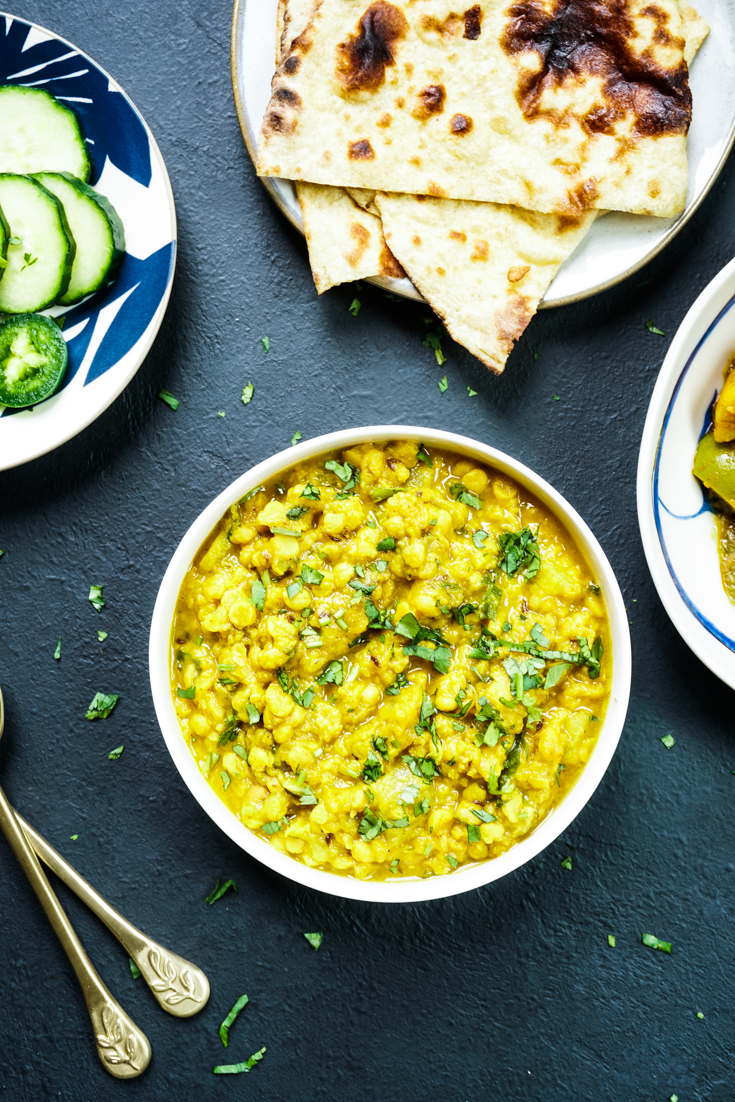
1, 2, 734, 1099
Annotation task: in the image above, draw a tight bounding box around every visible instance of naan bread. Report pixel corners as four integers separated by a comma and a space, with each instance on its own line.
375, 192, 596, 372
258, 0, 701, 217
279, 0, 403, 289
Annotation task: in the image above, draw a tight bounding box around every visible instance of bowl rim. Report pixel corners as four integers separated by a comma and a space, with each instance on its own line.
636, 255, 735, 690
149, 425, 632, 903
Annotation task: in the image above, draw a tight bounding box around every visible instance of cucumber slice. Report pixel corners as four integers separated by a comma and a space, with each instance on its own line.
0, 313, 68, 408
0, 200, 8, 279
32, 173, 125, 305
0, 86, 91, 181
0, 174, 75, 314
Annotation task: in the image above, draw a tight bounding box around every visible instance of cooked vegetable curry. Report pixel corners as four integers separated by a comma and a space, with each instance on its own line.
171, 441, 611, 881
693, 355, 735, 603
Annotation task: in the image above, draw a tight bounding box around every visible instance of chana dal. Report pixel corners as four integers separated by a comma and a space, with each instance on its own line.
171, 441, 611, 881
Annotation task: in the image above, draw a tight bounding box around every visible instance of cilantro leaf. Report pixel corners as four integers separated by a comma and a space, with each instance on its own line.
370, 487, 404, 502
177, 685, 195, 700
417, 443, 432, 466
88, 584, 105, 612
287, 506, 308, 521
362, 750, 383, 783
291, 430, 302, 446
325, 458, 359, 491
206, 876, 237, 904
301, 482, 321, 500
241, 381, 254, 406
108, 745, 124, 760
449, 482, 481, 509
438, 375, 448, 392
467, 386, 478, 397
53, 637, 61, 660
641, 932, 672, 953
661, 733, 675, 749
301, 564, 324, 585
158, 389, 179, 411
348, 298, 361, 317
218, 713, 241, 745
129, 958, 141, 979
240, 484, 265, 503
317, 660, 344, 686
422, 322, 447, 365
576, 635, 603, 679
467, 823, 481, 845
376, 537, 395, 551
645, 319, 665, 336
214, 1047, 266, 1075
386, 672, 409, 696
251, 579, 266, 610
219, 993, 249, 1047
85, 692, 120, 720
304, 932, 323, 950
498, 527, 541, 581
561, 854, 573, 871
545, 662, 571, 689
402, 754, 439, 783
261, 336, 270, 352
471, 807, 496, 823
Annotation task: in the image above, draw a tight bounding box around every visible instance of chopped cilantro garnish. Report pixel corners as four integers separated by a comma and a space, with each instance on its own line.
240, 484, 265, 503
417, 442, 432, 466
396, 613, 451, 673
129, 958, 141, 979
286, 580, 303, 599
85, 692, 120, 719
561, 854, 572, 871
645, 319, 665, 336
53, 637, 61, 660
245, 703, 260, 725
158, 389, 179, 410
219, 993, 249, 1047
446, 854, 459, 869
403, 754, 439, 783
449, 482, 481, 509
213, 1047, 266, 1075
422, 320, 447, 365
498, 527, 541, 580
291, 430, 302, 446
220, 770, 231, 790
348, 297, 361, 317
218, 713, 241, 745
607, 934, 616, 948
576, 635, 603, 679
302, 564, 324, 585
349, 577, 376, 595
467, 823, 481, 845
261, 336, 270, 352
88, 584, 105, 612
661, 733, 675, 749
325, 458, 359, 491
70, 834, 78, 840
641, 932, 671, 953
287, 506, 308, 520
108, 745, 124, 760
362, 750, 383, 783
262, 820, 284, 834
390, 859, 400, 874
241, 381, 254, 406
301, 482, 320, 500
303, 932, 323, 950
438, 374, 448, 392
471, 807, 496, 823
555, 763, 566, 787
317, 660, 344, 686
370, 487, 404, 502
251, 580, 266, 609
386, 672, 409, 696
545, 662, 572, 690
472, 530, 488, 548
98, 630, 108, 642
467, 386, 478, 397
206, 876, 237, 904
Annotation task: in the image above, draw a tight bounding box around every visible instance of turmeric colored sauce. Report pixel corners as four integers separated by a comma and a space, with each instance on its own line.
171, 441, 611, 881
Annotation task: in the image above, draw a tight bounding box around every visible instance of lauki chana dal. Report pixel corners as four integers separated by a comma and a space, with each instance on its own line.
171, 441, 611, 880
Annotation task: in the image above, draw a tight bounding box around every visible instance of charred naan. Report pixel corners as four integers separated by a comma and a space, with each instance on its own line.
376, 192, 596, 371
258, 0, 702, 218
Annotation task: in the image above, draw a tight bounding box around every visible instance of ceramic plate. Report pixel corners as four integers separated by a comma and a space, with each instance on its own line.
231, 0, 735, 308
638, 256, 735, 690
0, 13, 176, 471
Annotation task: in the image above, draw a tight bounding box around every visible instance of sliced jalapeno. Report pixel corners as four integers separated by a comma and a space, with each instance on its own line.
0, 313, 68, 408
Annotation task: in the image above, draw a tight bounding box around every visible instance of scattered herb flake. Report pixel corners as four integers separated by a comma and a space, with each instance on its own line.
261, 336, 270, 352
251, 579, 266, 610
376, 537, 395, 551
98, 630, 108, 642
646, 319, 665, 336
219, 993, 249, 1047
498, 527, 541, 580
561, 854, 573, 871
438, 374, 448, 393
348, 298, 361, 317
158, 389, 179, 410
696, 1011, 704, 1019
641, 932, 671, 953
53, 637, 61, 660
302, 564, 324, 586
422, 321, 446, 365
88, 584, 105, 612
85, 692, 120, 720
446, 854, 459, 869
129, 959, 141, 979
240, 484, 265, 503
241, 381, 254, 405
214, 1047, 266, 1075
303, 931, 323, 950
21, 251, 37, 271
206, 876, 237, 904
607, 934, 616, 947
108, 745, 124, 760
177, 685, 196, 700
467, 386, 478, 397
70, 834, 78, 840
291, 430, 302, 446
661, 733, 676, 749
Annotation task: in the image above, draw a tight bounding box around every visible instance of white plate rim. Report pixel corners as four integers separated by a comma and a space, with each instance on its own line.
230, 0, 735, 310
150, 424, 632, 903
637, 255, 735, 690
0, 11, 177, 471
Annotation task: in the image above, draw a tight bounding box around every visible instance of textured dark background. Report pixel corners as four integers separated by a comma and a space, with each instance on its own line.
0, 2, 734, 1099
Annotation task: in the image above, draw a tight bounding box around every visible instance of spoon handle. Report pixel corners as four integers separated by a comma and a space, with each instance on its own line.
0, 784, 151, 1078
16, 812, 210, 1018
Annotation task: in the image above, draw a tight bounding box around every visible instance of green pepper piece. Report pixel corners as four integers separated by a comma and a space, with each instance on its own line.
0, 313, 68, 408
693, 430, 735, 511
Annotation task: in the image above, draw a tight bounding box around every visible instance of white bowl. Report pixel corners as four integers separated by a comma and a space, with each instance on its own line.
150, 426, 631, 903
638, 257, 735, 690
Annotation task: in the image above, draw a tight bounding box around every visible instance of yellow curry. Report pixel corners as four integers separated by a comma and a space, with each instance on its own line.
171, 441, 611, 881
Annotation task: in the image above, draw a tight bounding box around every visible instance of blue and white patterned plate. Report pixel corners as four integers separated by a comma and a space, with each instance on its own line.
638, 256, 735, 690
0, 13, 176, 470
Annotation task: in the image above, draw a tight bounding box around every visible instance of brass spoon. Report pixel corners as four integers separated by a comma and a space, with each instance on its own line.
16, 812, 210, 1017
0, 687, 151, 1079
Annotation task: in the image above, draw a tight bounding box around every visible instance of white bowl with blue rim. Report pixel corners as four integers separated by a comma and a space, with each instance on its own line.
0, 12, 176, 470
638, 256, 735, 690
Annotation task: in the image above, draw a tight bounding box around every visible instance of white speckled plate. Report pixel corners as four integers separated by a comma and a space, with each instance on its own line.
637, 256, 735, 690
0, 13, 176, 470
231, 0, 735, 307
